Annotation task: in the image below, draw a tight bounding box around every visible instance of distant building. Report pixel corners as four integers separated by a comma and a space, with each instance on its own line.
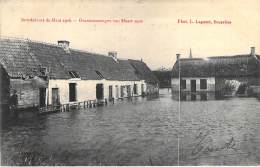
0, 37, 158, 109
171, 47, 260, 100
153, 70, 171, 88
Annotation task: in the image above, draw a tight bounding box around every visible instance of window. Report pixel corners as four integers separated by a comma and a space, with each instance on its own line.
68, 71, 80, 78
40, 67, 47, 76
200, 79, 207, 89
95, 71, 104, 79
180, 79, 186, 89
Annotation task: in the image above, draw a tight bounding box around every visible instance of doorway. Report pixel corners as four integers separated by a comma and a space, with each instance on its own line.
126, 85, 131, 97
52, 88, 60, 105
121, 86, 124, 97
191, 80, 196, 92
96, 84, 104, 100
115, 85, 119, 98
141, 84, 144, 95
69, 83, 77, 102
39, 88, 46, 107
109, 85, 113, 100
133, 84, 137, 94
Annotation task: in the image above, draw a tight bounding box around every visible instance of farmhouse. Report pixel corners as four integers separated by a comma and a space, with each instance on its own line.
0, 37, 158, 109
171, 47, 260, 100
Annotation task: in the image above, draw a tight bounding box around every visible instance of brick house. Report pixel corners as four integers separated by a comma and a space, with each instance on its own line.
171, 47, 260, 100
0, 37, 158, 109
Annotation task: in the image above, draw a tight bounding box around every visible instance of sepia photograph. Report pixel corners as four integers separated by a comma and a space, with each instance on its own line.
0, 0, 260, 166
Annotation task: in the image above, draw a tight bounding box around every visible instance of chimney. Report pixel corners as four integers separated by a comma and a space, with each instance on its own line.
250, 47, 255, 56
108, 51, 118, 62
58, 40, 70, 51
176, 53, 180, 60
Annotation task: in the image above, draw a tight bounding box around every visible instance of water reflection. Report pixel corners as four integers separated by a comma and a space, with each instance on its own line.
1, 89, 260, 165
172, 92, 216, 101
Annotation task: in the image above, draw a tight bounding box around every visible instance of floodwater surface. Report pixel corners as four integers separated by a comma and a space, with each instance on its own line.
1, 89, 260, 165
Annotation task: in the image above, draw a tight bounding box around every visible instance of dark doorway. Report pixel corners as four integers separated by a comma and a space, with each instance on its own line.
133, 84, 137, 94
52, 88, 60, 105
127, 85, 131, 97
39, 88, 46, 107
191, 80, 196, 92
69, 83, 77, 102
121, 86, 124, 97
115, 85, 119, 98
109, 85, 113, 100
96, 84, 104, 100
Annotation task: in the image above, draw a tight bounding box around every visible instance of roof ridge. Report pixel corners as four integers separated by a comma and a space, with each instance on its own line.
1, 36, 139, 62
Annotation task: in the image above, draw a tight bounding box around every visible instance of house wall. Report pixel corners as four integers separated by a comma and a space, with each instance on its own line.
171, 77, 215, 92
0, 67, 10, 107
10, 79, 39, 108
48, 79, 146, 105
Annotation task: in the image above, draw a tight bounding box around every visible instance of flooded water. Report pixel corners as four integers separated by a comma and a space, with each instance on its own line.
1, 89, 260, 165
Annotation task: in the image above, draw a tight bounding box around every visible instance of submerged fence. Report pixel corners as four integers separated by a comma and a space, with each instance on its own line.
38, 98, 108, 114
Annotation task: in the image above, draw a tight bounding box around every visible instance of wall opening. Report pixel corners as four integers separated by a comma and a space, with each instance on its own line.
115, 85, 119, 98
200, 79, 207, 89
121, 86, 124, 97
69, 83, 77, 102
96, 84, 104, 100
109, 85, 113, 100
39, 88, 46, 107
191, 80, 196, 92
52, 88, 60, 105
133, 84, 138, 94
127, 85, 131, 97
181, 79, 186, 89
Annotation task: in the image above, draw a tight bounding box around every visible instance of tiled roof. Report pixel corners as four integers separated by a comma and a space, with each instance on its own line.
0, 38, 151, 81
172, 55, 260, 78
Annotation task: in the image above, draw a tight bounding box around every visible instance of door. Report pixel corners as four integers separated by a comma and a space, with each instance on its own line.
52, 88, 60, 105
39, 88, 46, 107
191, 80, 196, 92
109, 85, 113, 100
69, 83, 76, 102
96, 84, 104, 100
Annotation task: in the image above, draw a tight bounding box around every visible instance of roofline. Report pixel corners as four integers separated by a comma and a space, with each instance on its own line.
0, 36, 131, 61
178, 54, 253, 61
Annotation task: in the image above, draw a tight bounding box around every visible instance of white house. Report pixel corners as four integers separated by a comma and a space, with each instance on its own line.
0, 37, 158, 109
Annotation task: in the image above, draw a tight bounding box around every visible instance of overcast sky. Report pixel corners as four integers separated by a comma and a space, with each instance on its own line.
1, 0, 260, 70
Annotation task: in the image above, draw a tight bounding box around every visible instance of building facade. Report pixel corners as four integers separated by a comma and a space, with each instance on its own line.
171, 47, 260, 100
0, 37, 158, 109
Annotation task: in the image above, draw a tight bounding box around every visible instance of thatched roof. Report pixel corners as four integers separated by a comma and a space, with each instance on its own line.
0, 38, 154, 82
128, 59, 158, 84
172, 55, 260, 78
